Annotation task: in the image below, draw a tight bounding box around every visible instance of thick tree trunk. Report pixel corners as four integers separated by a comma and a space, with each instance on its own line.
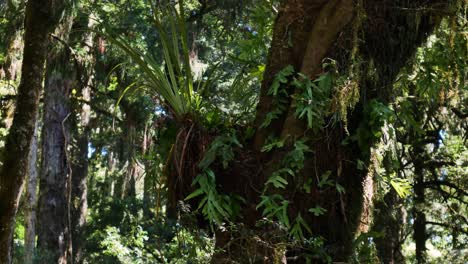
24, 119, 40, 264
0, 0, 64, 262
70, 13, 96, 264
209, 0, 450, 262
36, 15, 75, 264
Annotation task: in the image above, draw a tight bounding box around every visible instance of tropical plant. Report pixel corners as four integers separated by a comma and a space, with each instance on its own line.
104, 1, 203, 120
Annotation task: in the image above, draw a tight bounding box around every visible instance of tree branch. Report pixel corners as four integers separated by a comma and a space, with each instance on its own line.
426, 221, 468, 235
422, 180, 468, 197
74, 98, 122, 123
451, 107, 468, 119
423, 160, 456, 168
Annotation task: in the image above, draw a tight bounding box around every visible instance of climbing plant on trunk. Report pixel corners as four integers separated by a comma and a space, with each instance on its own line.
110, 0, 459, 262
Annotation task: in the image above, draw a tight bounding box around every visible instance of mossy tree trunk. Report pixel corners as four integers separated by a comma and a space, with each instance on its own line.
0, 0, 65, 262
0, 0, 25, 81
207, 0, 452, 262
23, 118, 39, 264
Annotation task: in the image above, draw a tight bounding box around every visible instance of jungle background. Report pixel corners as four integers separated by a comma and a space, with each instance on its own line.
0, 0, 466, 263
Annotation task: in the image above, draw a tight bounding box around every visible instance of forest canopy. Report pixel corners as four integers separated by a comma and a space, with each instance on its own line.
0, 0, 466, 263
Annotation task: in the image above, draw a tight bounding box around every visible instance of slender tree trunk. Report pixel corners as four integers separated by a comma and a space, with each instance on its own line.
104, 151, 117, 197
70, 100, 89, 264
3, 30, 24, 82
36, 15, 75, 264
412, 151, 428, 263
406, 86, 427, 264
414, 168, 426, 264
0, 0, 25, 81
24, 119, 40, 264
373, 189, 406, 264
412, 133, 427, 264
125, 123, 137, 199
115, 102, 138, 199
142, 122, 157, 219
143, 123, 151, 218
0, 0, 64, 262
413, 175, 427, 264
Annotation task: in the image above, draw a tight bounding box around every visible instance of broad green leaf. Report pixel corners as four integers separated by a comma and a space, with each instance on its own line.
185, 188, 204, 200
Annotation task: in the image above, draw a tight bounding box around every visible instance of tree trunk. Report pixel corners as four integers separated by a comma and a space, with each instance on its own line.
372, 190, 406, 264
23, 118, 40, 264
0, 0, 64, 262
207, 0, 450, 262
70, 94, 89, 264
3, 30, 24, 82
414, 154, 426, 264
70, 12, 96, 264
142, 123, 155, 219
104, 151, 117, 197
115, 102, 138, 200
0, 0, 25, 81
410, 94, 427, 264
36, 15, 75, 264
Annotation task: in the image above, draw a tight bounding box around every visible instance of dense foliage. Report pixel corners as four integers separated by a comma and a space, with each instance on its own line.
0, 0, 466, 263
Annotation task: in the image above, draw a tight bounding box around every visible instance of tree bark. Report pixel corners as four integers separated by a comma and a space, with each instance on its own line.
209, 0, 450, 262
3, 30, 23, 82
36, 14, 75, 264
104, 151, 117, 197
70, 12, 96, 264
0, 0, 64, 262
410, 93, 427, 264
142, 123, 155, 219
24, 118, 40, 264
0, 0, 25, 81
115, 101, 138, 200
372, 190, 406, 264
414, 154, 426, 264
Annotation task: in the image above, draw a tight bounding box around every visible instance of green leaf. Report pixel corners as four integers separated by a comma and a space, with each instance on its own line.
335, 183, 346, 194
256, 195, 272, 211
280, 200, 290, 227
290, 214, 312, 240
185, 188, 204, 200
303, 178, 313, 193
261, 137, 285, 152
318, 171, 334, 188
266, 171, 288, 189
309, 206, 327, 216
356, 159, 366, 170
268, 65, 295, 95
390, 178, 411, 198
260, 108, 283, 128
